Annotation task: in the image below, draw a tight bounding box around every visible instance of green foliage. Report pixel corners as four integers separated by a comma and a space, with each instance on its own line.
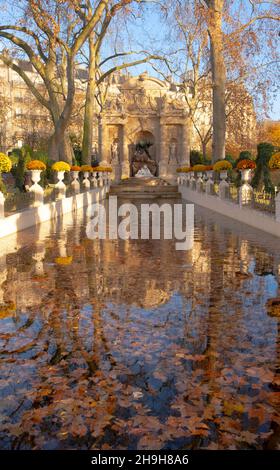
14, 146, 32, 191
70, 133, 82, 166
225, 154, 235, 167
32, 150, 49, 164
73, 149, 82, 166
190, 150, 203, 166
0, 175, 7, 194
252, 142, 274, 193
239, 150, 253, 160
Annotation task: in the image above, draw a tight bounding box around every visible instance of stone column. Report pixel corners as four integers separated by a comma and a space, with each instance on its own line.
98, 115, 109, 166
121, 124, 130, 178
181, 118, 191, 167
158, 119, 168, 178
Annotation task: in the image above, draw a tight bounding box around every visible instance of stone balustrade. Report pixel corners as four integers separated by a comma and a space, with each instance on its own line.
0, 171, 111, 220
179, 170, 280, 237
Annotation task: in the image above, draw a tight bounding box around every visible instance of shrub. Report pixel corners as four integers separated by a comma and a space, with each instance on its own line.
239, 150, 253, 160
0, 176, 7, 194
190, 150, 203, 166
32, 150, 49, 164
14, 146, 32, 191
213, 160, 233, 172
252, 142, 274, 192
51, 161, 71, 172
225, 154, 235, 167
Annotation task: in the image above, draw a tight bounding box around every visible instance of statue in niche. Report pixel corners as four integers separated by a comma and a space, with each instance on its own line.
116, 95, 125, 114
168, 141, 178, 164
131, 141, 157, 176
111, 140, 120, 164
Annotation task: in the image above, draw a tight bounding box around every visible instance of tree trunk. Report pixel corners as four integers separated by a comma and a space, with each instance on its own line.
202, 141, 208, 161
48, 127, 74, 163
82, 36, 96, 165
207, 0, 226, 162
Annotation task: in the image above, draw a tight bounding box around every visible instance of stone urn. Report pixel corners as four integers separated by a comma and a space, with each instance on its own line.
219, 170, 228, 181
71, 171, 80, 192
82, 171, 90, 189
30, 170, 44, 206
206, 170, 213, 180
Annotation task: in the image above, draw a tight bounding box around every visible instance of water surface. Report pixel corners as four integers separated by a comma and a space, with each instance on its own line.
0, 200, 279, 450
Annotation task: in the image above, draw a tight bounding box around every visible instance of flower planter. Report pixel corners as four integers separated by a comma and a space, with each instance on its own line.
30, 170, 44, 206
219, 170, 228, 181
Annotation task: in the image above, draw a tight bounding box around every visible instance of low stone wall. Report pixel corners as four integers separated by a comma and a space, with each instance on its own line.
0, 187, 107, 239
180, 186, 280, 238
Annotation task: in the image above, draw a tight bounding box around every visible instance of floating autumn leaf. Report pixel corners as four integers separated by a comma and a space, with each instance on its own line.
223, 401, 244, 416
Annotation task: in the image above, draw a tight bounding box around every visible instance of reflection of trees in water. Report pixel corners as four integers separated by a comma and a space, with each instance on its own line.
1, 208, 280, 449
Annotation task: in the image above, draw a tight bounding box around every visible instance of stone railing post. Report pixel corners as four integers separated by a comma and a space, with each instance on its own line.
190, 171, 195, 190
238, 169, 253, 207
196, 172, 203, 192
82, 171, 91, 189
0, 191, 5, 218
55, 171, 66, 199
218, 171, 229, 199
91, 171, 98, 188
206, 171, 214, 195
71, 171, 80, 193
276, 191, 280, 223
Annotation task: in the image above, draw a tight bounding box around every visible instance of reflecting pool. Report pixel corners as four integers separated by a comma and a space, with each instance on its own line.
0, 200, 279, 450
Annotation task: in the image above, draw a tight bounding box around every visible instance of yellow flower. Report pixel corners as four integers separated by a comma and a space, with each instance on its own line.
178, 167, 192, 173
213, 160, 232, 172
80, 165, 93, 172
0, 153, 12, 173
93, 166, 112, 172
269, 152, 280, 169
55, 256, 73, 265
52, 161, 71, 172
192, 164, 206, 172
